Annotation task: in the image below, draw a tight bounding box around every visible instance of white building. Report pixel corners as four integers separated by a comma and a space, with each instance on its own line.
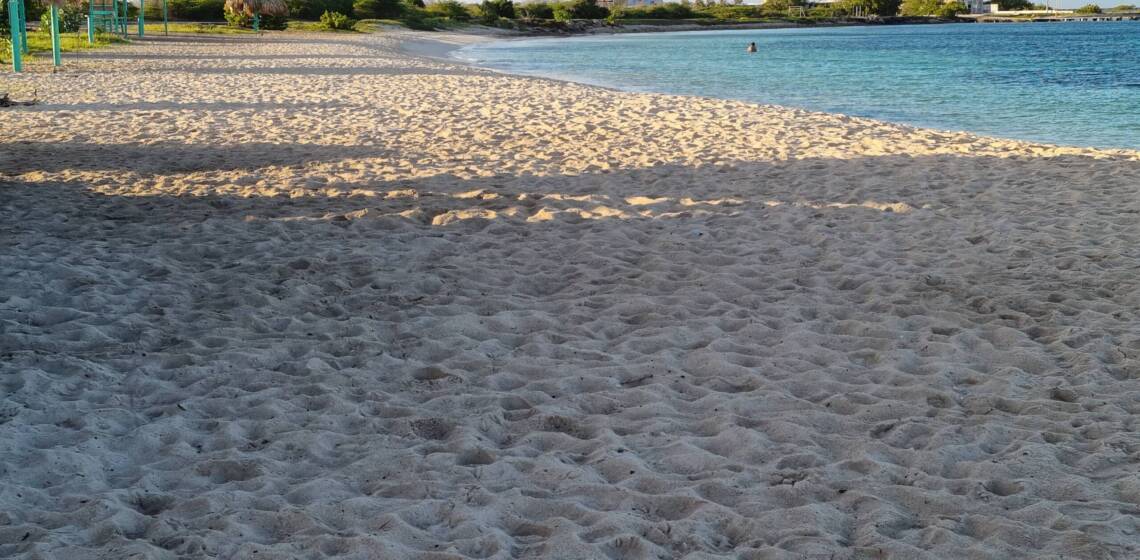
964, 0, 993, 13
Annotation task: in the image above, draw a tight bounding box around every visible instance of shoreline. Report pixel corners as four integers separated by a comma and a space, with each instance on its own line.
3, 30, 1140, 559
397, 28, 1140, 156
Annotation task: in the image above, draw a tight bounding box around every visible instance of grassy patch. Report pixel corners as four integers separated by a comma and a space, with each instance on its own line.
352, 17, 470, 31
156, 21, 255, 33
1, 31, 126, 63
284, 19, 359, 32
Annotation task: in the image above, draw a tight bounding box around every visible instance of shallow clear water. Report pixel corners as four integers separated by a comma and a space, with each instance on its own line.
458, 23, 1140, 149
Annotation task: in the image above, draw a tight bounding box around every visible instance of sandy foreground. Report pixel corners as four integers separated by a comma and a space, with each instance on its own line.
2, 29, 1140, 560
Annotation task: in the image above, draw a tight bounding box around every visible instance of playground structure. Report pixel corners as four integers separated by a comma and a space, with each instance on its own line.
88, 0, 169, 40
6, 0, 285, 73
5, 0, 56, 72
6, 0, 168, 72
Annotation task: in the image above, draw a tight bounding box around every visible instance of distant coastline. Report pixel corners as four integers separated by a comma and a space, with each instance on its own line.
505, 16, 968, 36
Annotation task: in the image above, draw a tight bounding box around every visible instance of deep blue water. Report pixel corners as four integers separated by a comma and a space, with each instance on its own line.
458, 22, 1140, 149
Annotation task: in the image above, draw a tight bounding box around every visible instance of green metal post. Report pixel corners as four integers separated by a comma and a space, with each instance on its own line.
50, 4, 61, 67
137, 0, 143, 37
18, 0, 27, 54
162, 0, 167, 35
7, 0, 22, 72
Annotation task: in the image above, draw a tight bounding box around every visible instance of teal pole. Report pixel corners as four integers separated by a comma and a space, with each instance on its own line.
137, 0, 143, 37
162, 0, 167, 35
7, 0, 22, 72
87, 13, 94, 44
17, 0, 27, 54
50, 3, 61, 67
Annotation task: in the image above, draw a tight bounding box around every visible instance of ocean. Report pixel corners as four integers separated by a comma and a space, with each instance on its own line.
457, 22, 1140, 150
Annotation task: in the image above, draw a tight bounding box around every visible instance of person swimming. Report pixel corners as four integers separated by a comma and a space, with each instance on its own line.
746, 42, 757, 53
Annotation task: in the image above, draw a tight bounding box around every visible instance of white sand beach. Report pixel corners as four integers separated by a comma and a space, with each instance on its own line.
2, 29, 1140, 559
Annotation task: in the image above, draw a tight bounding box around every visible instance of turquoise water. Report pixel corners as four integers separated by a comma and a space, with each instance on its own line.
458, 23, 1140, 150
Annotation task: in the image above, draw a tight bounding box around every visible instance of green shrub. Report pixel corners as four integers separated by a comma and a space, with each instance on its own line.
899, 0, 963, 15
838, 0, 900, 16
697, 4, 760, 18
400, 5, 431, 26
565, 0, 606, 18
425, 0, 470, 19
618, 2, 694, 19
479, 0, 515, 21
517, 1, 553, 18
757, 0, 789, 14
1107, 4, 1135, 10
899, 0, 937, 14
153, 0, 226, 19
938, 0, 966, 15
287, 0, 355, 18
1074, 3, 1101, 12
353, 0, 404, 17
552, 4, 570, 19
28, 1, 48, 21
224, 7, 288, 27
224, 7, 245, 25
996, 0, 1031, 9
319, 9, 356, 27
40, 5, 87, 33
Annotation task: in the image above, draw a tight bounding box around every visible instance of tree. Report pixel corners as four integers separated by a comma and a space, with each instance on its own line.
841, 0, 901, 16
479, 0, 514, 20
997, 0, 1031, 9
899, 0, 935, 13
1, 0, 10, 34
939, 0, 966, 14
567, 0, 608, 18
425, 0, 471, 19
1074, 3, 1101, 12
1107, 4, 1135, 10
516, 1, 554, 18
900, 0, 964, 15
760, 0, 790, 13
353, 0, 405, 17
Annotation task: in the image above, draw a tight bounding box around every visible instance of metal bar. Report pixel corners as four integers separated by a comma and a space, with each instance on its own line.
17, 0, 26, 54
162, 0, 167, 35
7, 0, 22, 72
50, 3, 61, 67
138, 0, 143, 37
